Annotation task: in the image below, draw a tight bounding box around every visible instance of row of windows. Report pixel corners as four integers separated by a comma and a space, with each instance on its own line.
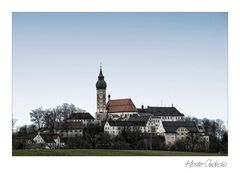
109, 113, 135, 118
150, 119, 161, 123
167, 134, 187, 142
36, 139, 43, 143
60, 130, 82, 133
67, 121, 91, 127
106, 129, 156, 135
106, 126, 158, 131
106, 126, 146, 131
111, 127, 121, 130
155, 116, 182, 120
162, 116, 173, 120
106, 125, 163, 133
106, 131, 120, 134
70, 120, 90, 122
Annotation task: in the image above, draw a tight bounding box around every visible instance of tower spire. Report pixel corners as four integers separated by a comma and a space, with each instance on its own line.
96, 64, 107, 89
98, 63, 104, 80
96, 65, 107, 121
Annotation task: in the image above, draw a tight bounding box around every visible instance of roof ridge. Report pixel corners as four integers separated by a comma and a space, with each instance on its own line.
110, 98, 131, 101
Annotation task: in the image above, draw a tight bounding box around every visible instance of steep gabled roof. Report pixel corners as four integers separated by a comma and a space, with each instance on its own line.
128, 115, 150, 123
138, 106, 184, 117
162, 121, 199, 133
68, 112, 94, 120
40, 134, 59, 143
107, 98, 138, 113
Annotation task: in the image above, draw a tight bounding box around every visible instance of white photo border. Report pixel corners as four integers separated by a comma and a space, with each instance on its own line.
1, 0, 239, 173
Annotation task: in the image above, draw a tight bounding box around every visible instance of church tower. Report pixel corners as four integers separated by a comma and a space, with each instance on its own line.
95, 65, 107, 121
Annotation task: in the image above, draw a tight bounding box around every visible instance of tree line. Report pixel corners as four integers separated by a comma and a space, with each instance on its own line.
65, 119, 227, 154
12, 104, 228, 154
13, 103, 84, 134
65, 128, 166, 151
12, 103, 84, 149
182, 116, 228, 153
29, 103, 84, 131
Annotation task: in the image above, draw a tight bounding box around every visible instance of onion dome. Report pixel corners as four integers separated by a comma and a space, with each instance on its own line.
96, 66, 107, 89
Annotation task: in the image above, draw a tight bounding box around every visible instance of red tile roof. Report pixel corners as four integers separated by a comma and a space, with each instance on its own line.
107, 98, 137, 113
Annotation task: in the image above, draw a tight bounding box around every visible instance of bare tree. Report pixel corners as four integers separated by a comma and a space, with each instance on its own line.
43, 108, 62, 132
12, 118, 17, 132
55, 106, 63, 122
186, 133, 204, 152
30, 107, 45, 129
215, 119, 226, 140
29, 103, 84, 130
60, 103, 83, 121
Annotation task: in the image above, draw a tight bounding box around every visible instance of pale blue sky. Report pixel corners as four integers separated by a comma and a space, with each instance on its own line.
13, 12, 228, 127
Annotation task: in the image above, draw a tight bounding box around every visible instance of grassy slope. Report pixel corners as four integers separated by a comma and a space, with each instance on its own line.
12, 149, 226, 156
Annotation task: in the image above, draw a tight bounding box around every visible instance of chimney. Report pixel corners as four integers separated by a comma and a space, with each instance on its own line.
141, 105, 144, 110
108, 94, 111, 101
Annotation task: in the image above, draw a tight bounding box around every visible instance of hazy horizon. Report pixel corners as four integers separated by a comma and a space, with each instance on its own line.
12, 12, 228, 128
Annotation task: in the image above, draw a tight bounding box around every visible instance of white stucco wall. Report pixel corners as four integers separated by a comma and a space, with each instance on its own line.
33, 135, 45, 144
55, 129, 83, 138
108, 112, 138, 120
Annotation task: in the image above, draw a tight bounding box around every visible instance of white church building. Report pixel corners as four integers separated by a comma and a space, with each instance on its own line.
95, 66, 209, 147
